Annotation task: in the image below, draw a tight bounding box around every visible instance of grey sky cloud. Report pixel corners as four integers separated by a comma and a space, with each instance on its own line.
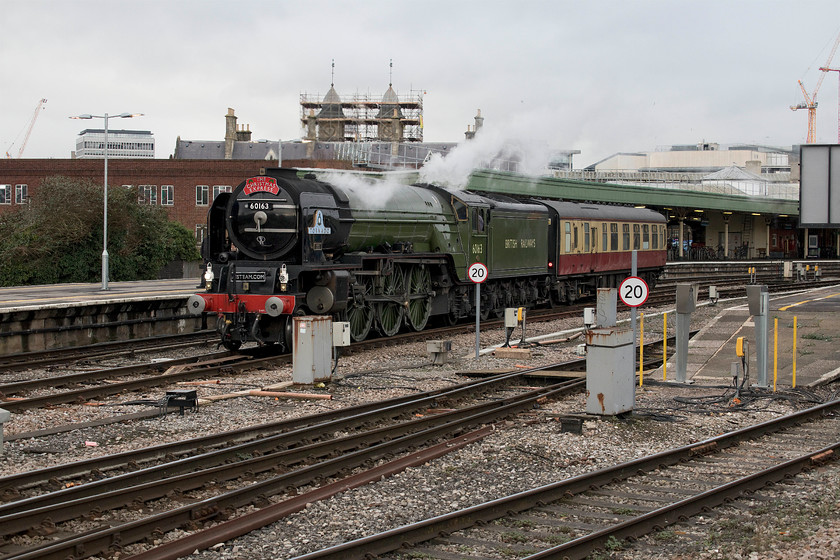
2, 0, 839, 167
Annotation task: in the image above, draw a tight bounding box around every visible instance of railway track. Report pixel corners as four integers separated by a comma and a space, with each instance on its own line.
4, 276, 834, 416
0, 366, 584, 560
280, 398, 840, 560
0, 332, 216, 372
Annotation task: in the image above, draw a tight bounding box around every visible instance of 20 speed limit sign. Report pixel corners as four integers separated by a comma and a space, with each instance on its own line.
468, 262, 488, 284
619, 276, 649, 307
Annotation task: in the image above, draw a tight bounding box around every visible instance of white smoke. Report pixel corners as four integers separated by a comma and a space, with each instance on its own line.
418, 112, 560, 190
313, 170, 411, 208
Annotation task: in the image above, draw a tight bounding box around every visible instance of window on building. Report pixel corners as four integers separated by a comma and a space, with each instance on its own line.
643, 225, 650, 249
623, 224, 630, 251
138, 185, 157, 205
0, 185, 10, 205
161, 185, 174, 206
212, 185, 231, 201
196, 185, 209, 206
633, 224, 640, 250
610, 223, 618, 251
195, 224, 207, 243
15, 184, 28, 205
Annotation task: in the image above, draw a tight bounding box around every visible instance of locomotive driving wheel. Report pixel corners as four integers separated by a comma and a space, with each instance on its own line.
347, 276, 374, 342
479, 283, 495, 321
376, 265, 406, 337
405, 264, 432, 332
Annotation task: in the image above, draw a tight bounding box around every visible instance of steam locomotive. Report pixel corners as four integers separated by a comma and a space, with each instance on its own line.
187, 168, 667, 350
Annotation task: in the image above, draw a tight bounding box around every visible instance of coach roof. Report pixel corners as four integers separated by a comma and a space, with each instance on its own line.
538, 199, 666, 223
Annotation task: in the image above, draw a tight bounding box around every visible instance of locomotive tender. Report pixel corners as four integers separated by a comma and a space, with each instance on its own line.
187, 168, 667, 350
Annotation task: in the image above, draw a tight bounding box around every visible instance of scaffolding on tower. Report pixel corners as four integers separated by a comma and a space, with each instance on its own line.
300, 90, 424, 143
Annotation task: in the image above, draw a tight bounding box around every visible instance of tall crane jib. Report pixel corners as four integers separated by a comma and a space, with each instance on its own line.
791, 32, 840, 144
4, 98, 47, 158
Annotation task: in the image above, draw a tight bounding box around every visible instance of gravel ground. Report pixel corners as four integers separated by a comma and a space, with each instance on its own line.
1, 299, 839, 559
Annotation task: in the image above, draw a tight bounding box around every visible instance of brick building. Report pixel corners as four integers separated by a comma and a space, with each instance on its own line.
0, 159, 291, 244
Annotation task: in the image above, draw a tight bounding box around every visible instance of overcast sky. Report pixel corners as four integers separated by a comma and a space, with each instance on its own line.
2, 0, 840, 168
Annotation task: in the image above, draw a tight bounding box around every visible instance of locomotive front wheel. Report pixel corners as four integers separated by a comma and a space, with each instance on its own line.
222, 339, 242, 351
221, 326, 242, 351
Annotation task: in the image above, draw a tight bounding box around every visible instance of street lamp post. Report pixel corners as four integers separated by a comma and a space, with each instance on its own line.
69, 112, 143, 290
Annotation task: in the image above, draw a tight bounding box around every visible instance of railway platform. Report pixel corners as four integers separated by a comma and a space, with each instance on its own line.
654, 283, 840, 388
0, 279, 203, 355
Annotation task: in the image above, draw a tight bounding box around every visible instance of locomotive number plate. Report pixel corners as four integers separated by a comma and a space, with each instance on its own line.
236, 272, 267, 282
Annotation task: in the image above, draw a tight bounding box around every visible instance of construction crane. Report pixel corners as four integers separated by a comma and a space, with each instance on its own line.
791, 32, 840, 143
4, 98, 47, 158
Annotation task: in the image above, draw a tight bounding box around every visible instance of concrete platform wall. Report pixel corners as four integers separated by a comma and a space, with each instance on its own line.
0, 298, 206, 355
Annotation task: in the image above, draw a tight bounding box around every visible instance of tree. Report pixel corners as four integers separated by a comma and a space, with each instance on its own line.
0, 176, 200, 286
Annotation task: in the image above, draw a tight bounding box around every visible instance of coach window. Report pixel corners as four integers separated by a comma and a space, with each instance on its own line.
633, 224, 640, 250
584, 223, 590, 252
564, 221, 572, 253
661, 226, 666, 249
643, 224, 650, 249
451, 196, 468, 221
623, 224, 630, 251
651, 225, 658, 249
610, 223, 618, 251
602, 225, 608, 252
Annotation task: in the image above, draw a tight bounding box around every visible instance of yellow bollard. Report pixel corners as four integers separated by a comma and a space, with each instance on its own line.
773, 317, 778, 392
793, 316, 798, 388
663, 312, 668, 381
639, 313, 645, 387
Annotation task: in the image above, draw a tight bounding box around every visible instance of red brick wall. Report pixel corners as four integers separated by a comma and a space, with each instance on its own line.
0, 159, 281, 238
